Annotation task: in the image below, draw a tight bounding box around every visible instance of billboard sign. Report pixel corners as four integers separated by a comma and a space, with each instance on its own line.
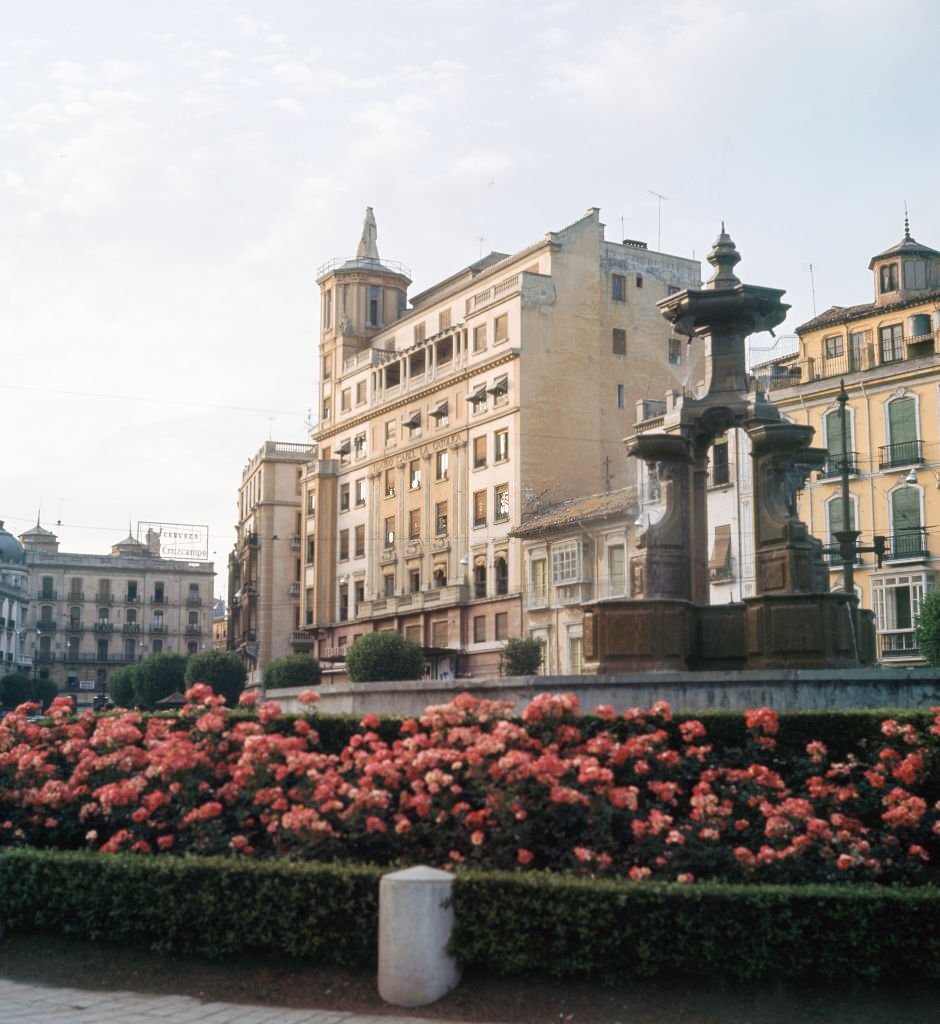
137, 521, 209, 561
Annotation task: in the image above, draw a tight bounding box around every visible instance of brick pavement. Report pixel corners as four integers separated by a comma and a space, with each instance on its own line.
0, 978, 507, 1024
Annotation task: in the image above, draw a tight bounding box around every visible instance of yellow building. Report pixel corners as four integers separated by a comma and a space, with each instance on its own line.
296, 207, 702, 677
762, 220, 940, 662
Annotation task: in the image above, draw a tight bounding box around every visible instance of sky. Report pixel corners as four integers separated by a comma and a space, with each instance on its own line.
3, 0, 939, 597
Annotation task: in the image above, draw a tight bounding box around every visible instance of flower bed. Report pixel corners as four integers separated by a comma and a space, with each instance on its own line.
1, 688, 938, 884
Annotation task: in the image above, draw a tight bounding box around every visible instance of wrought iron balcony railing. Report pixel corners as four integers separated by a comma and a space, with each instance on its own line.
885, 527, 928, 561
878, 440, 924, 469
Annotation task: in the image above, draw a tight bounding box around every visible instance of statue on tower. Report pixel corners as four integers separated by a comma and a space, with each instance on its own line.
357, 206, 380, 261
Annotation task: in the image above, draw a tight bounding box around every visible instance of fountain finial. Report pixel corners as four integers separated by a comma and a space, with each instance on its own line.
706, 224, 741, 290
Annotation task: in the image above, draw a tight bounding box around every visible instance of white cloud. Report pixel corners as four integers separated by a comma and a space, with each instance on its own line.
274, 97, 305, 116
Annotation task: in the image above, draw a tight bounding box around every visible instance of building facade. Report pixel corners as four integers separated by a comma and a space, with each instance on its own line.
0, 521, 30, 675
758, 222, 940, 663
512, 489, 637, 675
19, 524, 215, 706
295, 207, 701, 677
228, 440, 314, 687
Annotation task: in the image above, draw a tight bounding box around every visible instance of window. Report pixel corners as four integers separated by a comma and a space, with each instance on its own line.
879, 263, 898, 294
430, 399, 449, 426
494, 556, 508, 595
826, 495, 856, 565
611, 273, 626, 301
414, 322, 426, 344
322, 353, 332, 380
495, 612, 509, 641
530, 558, 548, 606
367, 285, 382, 327
338, 439, 351, 465
153, 582, 164, 603
903, 259, 927, 290
435, 501, 448, 535
494, 429, 509, 463
356, 380, 367, 405
668, 339, 682, 365
887, 396, 918, 451
385, 419, 397, 447
322, 397, 331, 420
354, 579, 364, 605
612, 328, 626, 356
126, 608, 137, 625
491, 375, 509, 406
568, 632, 583, 674
69, 577, 83, 598
152, 638, 163, 654
408, 508, 421, 540
849, 330, 870, 370
188, 640, 198, 655
473, 615, 486, 643
188, 610, 198, 627
608, 544, 626, 596
99, 579, 112, 600
473, 324, 487, 352
126, 581, 138, 602
384, 517, 396, 548
825, 408, 851, 469
891, 487, 924, 559
404, 410, 421, 437
384, 573, 395, 597
435, 450, 449, 480
305, 535, 315, 562
494, 484, 510, 521
340, 388, 351, 412
339, 483, 350, 512
385, 361, 400, 388
69, 606, 81, 628
439, 309, 451, 331
409, 459, 422, 490
617, 384, 625, 409
354, 478, 366, 507
353, 432, 366, 457
494, 314, 508, 344
473, 435, 487, 468
473, 490, 487, 528
385, 468, 397, 498
552, 541, 581, 584
880, 324, 904, 364
354, 525, 365, 558
432, 619, 448, 646
710, 436, 730, 486
667, 284, 679, 296
322, 288, 332, 330
339, 529, 349, 561
468, 383, 487, 414
409, 569, 421, 593
307, 492, 316, 514
824, 335, 843, 359
635, 274, 643, 289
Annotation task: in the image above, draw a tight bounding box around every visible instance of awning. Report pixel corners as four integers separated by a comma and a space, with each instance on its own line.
487, 378, 508, 397
466, 385, 487, 403
708, 524, 732, 572
402, 412, 421, 429
430, 400, 449, 419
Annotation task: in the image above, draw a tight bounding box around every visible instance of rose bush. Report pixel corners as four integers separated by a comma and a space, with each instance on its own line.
1, 688, 938, 885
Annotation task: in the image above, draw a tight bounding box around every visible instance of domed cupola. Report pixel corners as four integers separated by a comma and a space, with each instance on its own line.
0, 520, 26, 565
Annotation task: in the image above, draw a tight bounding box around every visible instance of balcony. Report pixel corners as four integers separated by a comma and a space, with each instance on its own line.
885, 527, 928, 562
879, 632, 919, 659
125, 593, 140, 603
772, 331, 939, 387
879, 440, 924, 470
151, 594, 166, 604
527, 589, 549, 610
289, 630, 315, 648
290, 534, 301, 550
150, 624, 168, 634
186, 595, 202, 606
36, 620, 57, 631
94, 621, 115, 633
818, 453, 859, 479
66, 622, 84, 632
185, 625, 202, 635
37, 590, 57, 601
288, 582, 301, 597
97, 594, 114, 606
122, 623, 142, 634
67, 592, 85, 602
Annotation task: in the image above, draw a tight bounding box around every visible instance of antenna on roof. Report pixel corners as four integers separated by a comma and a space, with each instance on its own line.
620, 215, 625, 244
477, 235, 485, 259
648, 190, 668, 250
808, 262, 817, 317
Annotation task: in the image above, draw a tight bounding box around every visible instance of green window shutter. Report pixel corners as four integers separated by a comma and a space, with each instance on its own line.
888, 398, 917, 446
828, 498, 855, 534
825, 410, 844, 459
892, 487, 921, 533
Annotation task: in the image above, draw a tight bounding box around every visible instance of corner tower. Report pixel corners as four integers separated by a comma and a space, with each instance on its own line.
316, 208, 412, 430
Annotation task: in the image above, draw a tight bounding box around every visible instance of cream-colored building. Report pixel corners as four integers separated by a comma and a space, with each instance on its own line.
19, 524, 215, 707
295, 207, 701, 677
759, 221, 940, 663
512, 489, 637, 675
229, 440, 314, 687
0, 521, 30, 675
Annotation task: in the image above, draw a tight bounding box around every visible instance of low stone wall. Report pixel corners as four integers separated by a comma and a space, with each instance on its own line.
269, 666, 940, 717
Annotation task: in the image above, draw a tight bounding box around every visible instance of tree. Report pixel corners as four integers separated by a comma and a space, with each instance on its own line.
346, 631, 425, 683
0, 672, 32, 709
108, 665, 138, 708
184, 650, 246, 705
915, 590, 940, 666
263, 654, 321, 691
33, 677, 59, 710
134, 652, 187, 708
501, 637, 544, 676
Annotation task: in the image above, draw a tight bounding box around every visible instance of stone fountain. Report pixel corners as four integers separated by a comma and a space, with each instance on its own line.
583, 228, 875, 671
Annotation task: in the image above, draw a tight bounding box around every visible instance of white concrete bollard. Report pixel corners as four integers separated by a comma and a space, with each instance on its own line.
378, 865, 461, 1007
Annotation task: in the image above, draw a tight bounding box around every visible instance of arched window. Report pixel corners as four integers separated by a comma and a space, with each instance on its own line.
433, 568, 446, 589
883, 396, 920, 468
473, 562, 487, 599
824, 407, 854, 474
826, 494, 856, 566
890, 486, 924, 559
494, 556, 508, 595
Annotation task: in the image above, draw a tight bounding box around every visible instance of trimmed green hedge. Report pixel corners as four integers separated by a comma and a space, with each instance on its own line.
451, 870, 940, 982
0, 849, 381, 965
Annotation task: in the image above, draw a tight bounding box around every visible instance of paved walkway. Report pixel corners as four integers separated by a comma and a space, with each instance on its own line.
0, 977, 505, 1024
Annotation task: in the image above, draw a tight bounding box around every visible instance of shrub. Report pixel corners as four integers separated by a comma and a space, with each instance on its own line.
108, 665, 138, 708
345, 631, 424, 682
0, 848, 380, 964
0, 672, 32, 709
501, 637, 543, 676
916, 590, 940, 666
263, 654, 322, 691
451, 871, 940, 982
134, 652, 188, 708
184, 650, 246, 706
